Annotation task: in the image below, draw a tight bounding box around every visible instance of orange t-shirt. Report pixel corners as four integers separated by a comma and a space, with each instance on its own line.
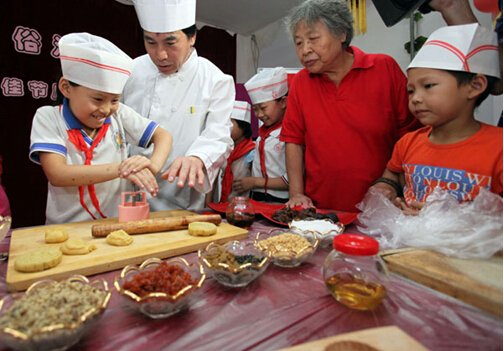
387, 123, 503, 203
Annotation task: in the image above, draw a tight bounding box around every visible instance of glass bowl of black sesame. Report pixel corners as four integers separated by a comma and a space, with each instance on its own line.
198, 240, 270, 288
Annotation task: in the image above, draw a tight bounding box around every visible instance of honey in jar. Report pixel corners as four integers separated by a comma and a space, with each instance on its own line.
323, 234, 388, 311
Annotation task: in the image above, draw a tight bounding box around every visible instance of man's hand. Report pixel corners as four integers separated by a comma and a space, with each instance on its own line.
161, 156, 205, 188
286, 193, 314, 208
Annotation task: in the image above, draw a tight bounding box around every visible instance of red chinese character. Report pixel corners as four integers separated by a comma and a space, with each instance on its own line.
1, 77, 24, 97
12, 26, 42, 55
28, 80, 49, 99
51, 34, 61, 58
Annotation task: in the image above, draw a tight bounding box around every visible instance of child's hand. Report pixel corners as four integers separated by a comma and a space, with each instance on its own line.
125, 168, 159, 196
394, 199, 424, 216
233, 177, 256, 192
119, 156, 154, 177
286, 194, 314, 209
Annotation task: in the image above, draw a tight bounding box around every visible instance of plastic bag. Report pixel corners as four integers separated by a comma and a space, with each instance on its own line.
356, 187, 503, 259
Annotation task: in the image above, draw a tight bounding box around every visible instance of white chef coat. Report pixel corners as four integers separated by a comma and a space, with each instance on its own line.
251, 128, 289, 200
122, 49, 234, 211
29, 100, 158, 224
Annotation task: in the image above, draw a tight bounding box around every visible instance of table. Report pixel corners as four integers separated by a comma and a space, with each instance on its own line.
0, 219, 502, 351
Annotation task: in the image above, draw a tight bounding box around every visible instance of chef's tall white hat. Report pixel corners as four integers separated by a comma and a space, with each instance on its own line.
231, 101, 252, 124
133, 0, 196, 33
244, 67, 289, 105
408, 23, 500, 78
59, 33, 133, 94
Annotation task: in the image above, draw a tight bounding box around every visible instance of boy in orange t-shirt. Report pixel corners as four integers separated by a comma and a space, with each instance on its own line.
370, 24, 503, 215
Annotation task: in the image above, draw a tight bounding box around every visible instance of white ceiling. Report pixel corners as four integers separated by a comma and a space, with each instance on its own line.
115, 0, 304, 36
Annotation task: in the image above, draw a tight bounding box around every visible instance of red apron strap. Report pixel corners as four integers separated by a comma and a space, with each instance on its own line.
258, 122, 282, 195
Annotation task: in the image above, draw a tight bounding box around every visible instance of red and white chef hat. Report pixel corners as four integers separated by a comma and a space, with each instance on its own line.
408, 23, 500, 79
133, 0, 196, 33
244, 67, 288, 105
59, 33, 133, 94
231, 101, 252, 124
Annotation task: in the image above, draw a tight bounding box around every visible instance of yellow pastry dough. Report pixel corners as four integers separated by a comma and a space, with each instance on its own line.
14, 248, 62, 273
188, 222, 217, 236
45, 228, 69, 243
106, 230, 133, 246
60, 238, 97, 255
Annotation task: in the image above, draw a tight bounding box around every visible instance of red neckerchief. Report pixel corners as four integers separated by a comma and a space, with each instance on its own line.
67, 124, 110, 220
220, 138, 256, 202
258, 121, 282, 194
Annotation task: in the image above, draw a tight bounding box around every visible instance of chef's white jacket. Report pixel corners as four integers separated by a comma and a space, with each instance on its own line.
123, 49, 234, 210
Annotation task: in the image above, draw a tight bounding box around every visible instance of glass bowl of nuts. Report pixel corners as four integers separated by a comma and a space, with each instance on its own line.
198, 240, 270, 288
289, 218, 345, 249
254, 229, 320, 268
0, 275, 111, 351
114, 257, 205, 319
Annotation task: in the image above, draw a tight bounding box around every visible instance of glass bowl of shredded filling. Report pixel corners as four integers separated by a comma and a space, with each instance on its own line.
114, 257, 205, 319
198, 240, 270, 288
0, 275, 111, 351
289, 219, 345, 249
255, 229, 320, 268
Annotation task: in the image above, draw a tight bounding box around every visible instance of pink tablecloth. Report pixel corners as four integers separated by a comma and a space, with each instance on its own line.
0, 220, 502, 351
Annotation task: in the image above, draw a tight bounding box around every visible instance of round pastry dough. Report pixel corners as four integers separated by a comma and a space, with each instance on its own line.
188, 222, 217, 236
45, 228, 69, 243
14, 248, 62, 273
106, 230, 133, 246
60, 238, 97, 255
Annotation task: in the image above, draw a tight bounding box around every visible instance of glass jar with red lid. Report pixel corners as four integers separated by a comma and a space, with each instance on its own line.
323, 233, 388, 311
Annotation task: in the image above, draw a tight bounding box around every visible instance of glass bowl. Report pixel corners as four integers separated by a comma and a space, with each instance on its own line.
254, 228, 319, 268
198, 240, 270, 288
0, 275, 111, 351
289, 218, 345, 248
114, 257, 205, 319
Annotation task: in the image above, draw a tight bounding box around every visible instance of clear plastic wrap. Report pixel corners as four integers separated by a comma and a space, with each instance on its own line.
0, 221, 501, 351
356, 187, 503, 259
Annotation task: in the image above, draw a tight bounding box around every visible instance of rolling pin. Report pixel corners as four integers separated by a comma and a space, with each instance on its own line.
91, 214, 222, 237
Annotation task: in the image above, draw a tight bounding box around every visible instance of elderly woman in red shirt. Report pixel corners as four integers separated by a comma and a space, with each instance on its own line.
280, 0, 419, 212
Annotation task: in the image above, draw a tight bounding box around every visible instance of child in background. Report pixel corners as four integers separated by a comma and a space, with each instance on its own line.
29, 33, 172, 224
239, 67, 289, 203
218, 101, 256, 202
370, 24, 502, 215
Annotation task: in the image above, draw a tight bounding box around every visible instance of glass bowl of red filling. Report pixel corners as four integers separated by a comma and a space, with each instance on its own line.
114, 257, 205, 319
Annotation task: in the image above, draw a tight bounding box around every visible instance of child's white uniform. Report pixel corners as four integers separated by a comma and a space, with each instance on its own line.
251, 128, 288, 200
29, 100, 158, 224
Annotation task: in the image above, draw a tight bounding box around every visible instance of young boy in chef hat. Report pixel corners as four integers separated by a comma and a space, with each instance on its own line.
241, 67, 289, 203
370, 23, 502, 215
29, 32, 172, 224
209, 101, 256, 203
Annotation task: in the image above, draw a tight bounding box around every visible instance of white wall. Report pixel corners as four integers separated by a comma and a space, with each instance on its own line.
237, 0, 502, 125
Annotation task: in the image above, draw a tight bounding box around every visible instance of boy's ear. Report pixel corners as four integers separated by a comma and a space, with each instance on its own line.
58, 77, 71, 98
468, 74, 488, 100
279, 95, 288, 109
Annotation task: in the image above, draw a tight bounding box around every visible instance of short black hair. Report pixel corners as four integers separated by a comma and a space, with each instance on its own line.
446, 70, 496, 107
182, 24, 197, 39
234, 119, 253, 139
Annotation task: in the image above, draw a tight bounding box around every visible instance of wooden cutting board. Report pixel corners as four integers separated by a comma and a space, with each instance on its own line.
6, 210, 248, 291
381, 249, 503, 317
277, 326, 427, 351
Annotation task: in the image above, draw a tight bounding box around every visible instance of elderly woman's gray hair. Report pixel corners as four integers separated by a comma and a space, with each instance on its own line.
286, 0, 354, 48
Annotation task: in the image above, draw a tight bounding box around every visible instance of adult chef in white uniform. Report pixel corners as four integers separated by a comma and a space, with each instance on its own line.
123, 0, 235, 210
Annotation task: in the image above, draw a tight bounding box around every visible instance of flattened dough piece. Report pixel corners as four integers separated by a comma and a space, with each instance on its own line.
60, 238, 97, 255
188, 222, 217, 237
106, 229, 133, 246
14, 247, 62, 273
45, 228, 69, 243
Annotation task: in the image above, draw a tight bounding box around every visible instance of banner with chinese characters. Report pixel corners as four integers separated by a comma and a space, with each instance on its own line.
0, 0, 145, 227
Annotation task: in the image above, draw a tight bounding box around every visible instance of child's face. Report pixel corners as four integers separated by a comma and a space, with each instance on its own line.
407, 68, 471, 128
252, 97, 286, 127
230, 119, 244, 142
59, 78, 120, 130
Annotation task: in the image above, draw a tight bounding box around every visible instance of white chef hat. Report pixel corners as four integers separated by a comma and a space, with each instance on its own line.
59, 33, 133, 94
408, 23, 500, 79
231, 101, 251, 124
244, 67, 289, 105
133, 0, 196, 33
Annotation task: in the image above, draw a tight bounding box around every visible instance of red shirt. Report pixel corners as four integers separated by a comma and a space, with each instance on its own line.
280, 46, 418, 211
387, 124, 503, 203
